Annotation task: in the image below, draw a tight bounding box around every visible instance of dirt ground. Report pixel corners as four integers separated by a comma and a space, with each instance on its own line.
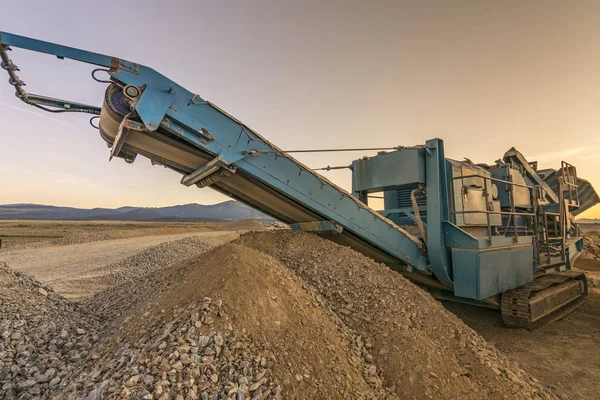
0, 220, 224, 249
0, 231, 239, 300
445, 258, 600, 400
2, 223, 599, 398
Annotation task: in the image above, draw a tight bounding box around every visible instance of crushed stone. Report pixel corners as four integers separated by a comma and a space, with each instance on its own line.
237, 231, 557, 399
0, 263, 101, 399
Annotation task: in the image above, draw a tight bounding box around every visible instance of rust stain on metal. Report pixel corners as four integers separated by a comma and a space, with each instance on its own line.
110, 57, 125, 70
109, 57, 140, 74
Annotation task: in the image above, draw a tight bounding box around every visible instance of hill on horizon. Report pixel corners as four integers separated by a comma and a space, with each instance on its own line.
575, 218, 600, 224
0, 201, 273, 222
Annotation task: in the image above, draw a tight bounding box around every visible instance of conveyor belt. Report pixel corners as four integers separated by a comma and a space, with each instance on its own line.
98, 84, 440, 286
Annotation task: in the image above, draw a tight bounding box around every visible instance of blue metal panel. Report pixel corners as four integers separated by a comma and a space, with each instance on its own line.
447, 249, 479, 298
425, 139, 454, 287
479, 246, 533, 298
481, 235, 532, 249
444, 222, 478, 249
383, 189, 398, 210
352, 150, 425, 192
453, 246, 533, 299
0, 32, 137, 72
136, 86, 176, 131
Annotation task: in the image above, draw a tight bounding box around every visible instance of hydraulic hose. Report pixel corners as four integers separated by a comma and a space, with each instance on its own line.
411, 188, 427, 247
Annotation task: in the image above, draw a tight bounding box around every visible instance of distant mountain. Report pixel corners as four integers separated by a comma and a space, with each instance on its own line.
0, 201, 273, 222
156, 202, 265, 220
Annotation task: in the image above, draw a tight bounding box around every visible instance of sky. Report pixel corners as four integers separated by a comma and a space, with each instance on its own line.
1, 0, 600, 218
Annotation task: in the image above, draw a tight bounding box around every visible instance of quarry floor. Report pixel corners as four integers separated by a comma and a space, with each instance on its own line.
0, 231, 240, 301
446, 274, 600, 400
1, 221, 599, 398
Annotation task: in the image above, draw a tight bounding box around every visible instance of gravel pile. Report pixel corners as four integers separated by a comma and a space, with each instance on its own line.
0, 263, 101, 399
93, 236, 215, 283
79, 244, 395, 399
166, 245, 395, 399
221, 220, 265, 231
238, 231, 557, 399
58, 298, 282, 399
581, 232, 600, 261
48, 232, 118, 247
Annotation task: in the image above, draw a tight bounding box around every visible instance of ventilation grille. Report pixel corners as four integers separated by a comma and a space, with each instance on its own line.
397, 187, 426, 210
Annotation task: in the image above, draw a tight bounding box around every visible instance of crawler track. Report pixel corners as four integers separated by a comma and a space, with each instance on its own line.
501, 270, 588, 329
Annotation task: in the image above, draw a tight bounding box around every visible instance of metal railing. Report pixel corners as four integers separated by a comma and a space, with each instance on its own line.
447, 163, 582, 268
448, 171, 576, 268
448, 173, 536, 246
560, 161, 579, 208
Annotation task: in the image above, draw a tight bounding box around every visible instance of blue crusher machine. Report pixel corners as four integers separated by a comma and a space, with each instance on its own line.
1, 32, 599, 329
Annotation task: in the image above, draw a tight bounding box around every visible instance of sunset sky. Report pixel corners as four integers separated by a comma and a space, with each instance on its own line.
1, 0, 600, 218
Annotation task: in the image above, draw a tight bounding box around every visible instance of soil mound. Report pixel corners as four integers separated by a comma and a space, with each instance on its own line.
75, 244, 393, 399
582, 232, 600, 260
237, 231, 556, 399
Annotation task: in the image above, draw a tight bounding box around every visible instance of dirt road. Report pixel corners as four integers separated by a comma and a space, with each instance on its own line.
0, 231, 238, 300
